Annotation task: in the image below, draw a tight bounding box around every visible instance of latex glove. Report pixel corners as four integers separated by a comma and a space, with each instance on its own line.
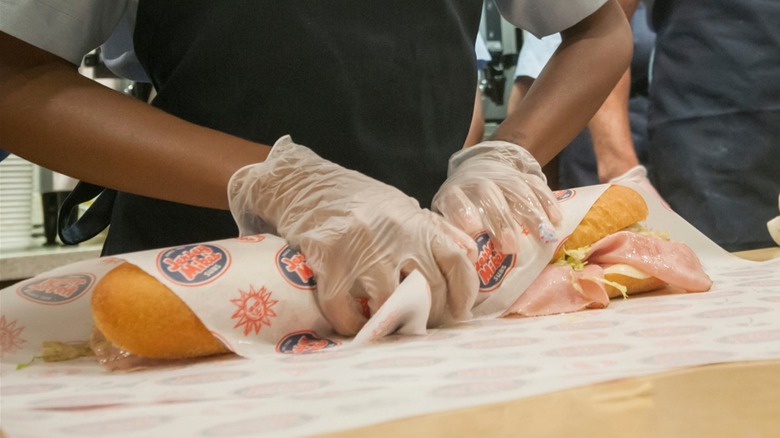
609, 165, 669, 208
432, 141, 561, 254
228, 135, 479, 335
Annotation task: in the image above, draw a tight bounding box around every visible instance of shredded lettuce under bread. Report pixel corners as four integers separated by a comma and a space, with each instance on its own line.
553, 243, 629, 300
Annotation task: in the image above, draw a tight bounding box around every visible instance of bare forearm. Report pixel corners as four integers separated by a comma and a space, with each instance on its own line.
0, 32, 269, 210
587, 67, 637, 182
491, 0, 632, 165
588, 0, 641, 181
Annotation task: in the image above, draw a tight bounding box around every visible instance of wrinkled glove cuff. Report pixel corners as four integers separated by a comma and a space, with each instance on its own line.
447, 141, 546, 183
608, 164, 648, 183
227, 135, 310, 236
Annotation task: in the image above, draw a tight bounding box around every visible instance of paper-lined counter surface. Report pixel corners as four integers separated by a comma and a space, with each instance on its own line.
2, 182, 780, 437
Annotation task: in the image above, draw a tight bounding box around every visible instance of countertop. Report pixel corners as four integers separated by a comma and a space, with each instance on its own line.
732, 246, 780, 261
0, 239, 102, 283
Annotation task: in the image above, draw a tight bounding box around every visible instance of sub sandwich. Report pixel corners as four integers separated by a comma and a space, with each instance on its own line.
90, 185, 712, 360
506, 185, 713, 316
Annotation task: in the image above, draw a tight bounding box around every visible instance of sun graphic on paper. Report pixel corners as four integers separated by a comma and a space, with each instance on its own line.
230, 286, 279, 336
0, 315, 27, 355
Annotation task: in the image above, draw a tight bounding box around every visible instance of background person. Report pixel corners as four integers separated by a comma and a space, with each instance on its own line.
646, 0, 780, 251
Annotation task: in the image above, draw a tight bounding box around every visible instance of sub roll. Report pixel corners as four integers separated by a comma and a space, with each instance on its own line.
92, 262, 230, 359
509, 185, 713, 316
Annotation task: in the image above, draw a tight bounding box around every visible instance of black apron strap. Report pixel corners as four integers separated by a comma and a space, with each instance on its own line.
58, 182, 116, 245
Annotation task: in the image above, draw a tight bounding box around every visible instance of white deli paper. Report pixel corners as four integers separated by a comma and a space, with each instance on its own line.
0, 235, 435, 364
2, 183, 779, 438
0, 183, 573, 362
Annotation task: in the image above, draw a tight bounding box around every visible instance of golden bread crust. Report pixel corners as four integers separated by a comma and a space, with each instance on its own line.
91, 262, 229, 359
555, 185, 648, 261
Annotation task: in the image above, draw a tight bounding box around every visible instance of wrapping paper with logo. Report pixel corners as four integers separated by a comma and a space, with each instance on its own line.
1, 183, 686, 363
469, 185, 607, 318
0, 235, 436, 363
0, 228, 547, 361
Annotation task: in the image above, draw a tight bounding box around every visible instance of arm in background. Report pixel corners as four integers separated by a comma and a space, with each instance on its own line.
587, 0, 642, 182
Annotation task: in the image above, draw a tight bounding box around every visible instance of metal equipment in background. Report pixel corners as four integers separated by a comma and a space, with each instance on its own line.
479, 0, 522, 124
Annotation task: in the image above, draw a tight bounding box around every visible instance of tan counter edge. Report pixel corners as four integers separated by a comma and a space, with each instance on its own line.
733, 246, 780, 262
317, 360, 780, 438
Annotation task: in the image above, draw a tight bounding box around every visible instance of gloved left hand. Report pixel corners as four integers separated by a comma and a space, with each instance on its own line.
432, 141, 561, 254
609, 165, 669, 208
228, 135, 480, 336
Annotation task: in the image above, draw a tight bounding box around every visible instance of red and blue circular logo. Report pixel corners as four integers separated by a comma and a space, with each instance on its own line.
156, 244, 231, 286
474, 233, 515, 292
17, 274, 95, 305
276, 331, 339, 354
276, 246, 316, 290
554, 189, 576, 202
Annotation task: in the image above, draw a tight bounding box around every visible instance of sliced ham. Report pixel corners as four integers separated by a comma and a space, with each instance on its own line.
586, 231, 713, 292
506, 231, 713, 318
506, 264, 610, 317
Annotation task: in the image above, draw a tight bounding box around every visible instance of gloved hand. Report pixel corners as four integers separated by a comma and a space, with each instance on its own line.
228, 135, 479, 335
609, 165, 669, 208
432, 141, 561, 254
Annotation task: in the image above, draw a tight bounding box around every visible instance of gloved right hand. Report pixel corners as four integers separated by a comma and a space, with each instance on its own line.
228, 135, 479, 335
432, 141, 562, 255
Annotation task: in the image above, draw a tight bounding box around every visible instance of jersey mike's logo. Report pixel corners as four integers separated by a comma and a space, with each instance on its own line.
276, 246, 316, 290
277, 331, 339, 354
17, 274, 95, 305
157, 244, 231, 286
474, 232, 515, 292
554, 189, 576, 202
